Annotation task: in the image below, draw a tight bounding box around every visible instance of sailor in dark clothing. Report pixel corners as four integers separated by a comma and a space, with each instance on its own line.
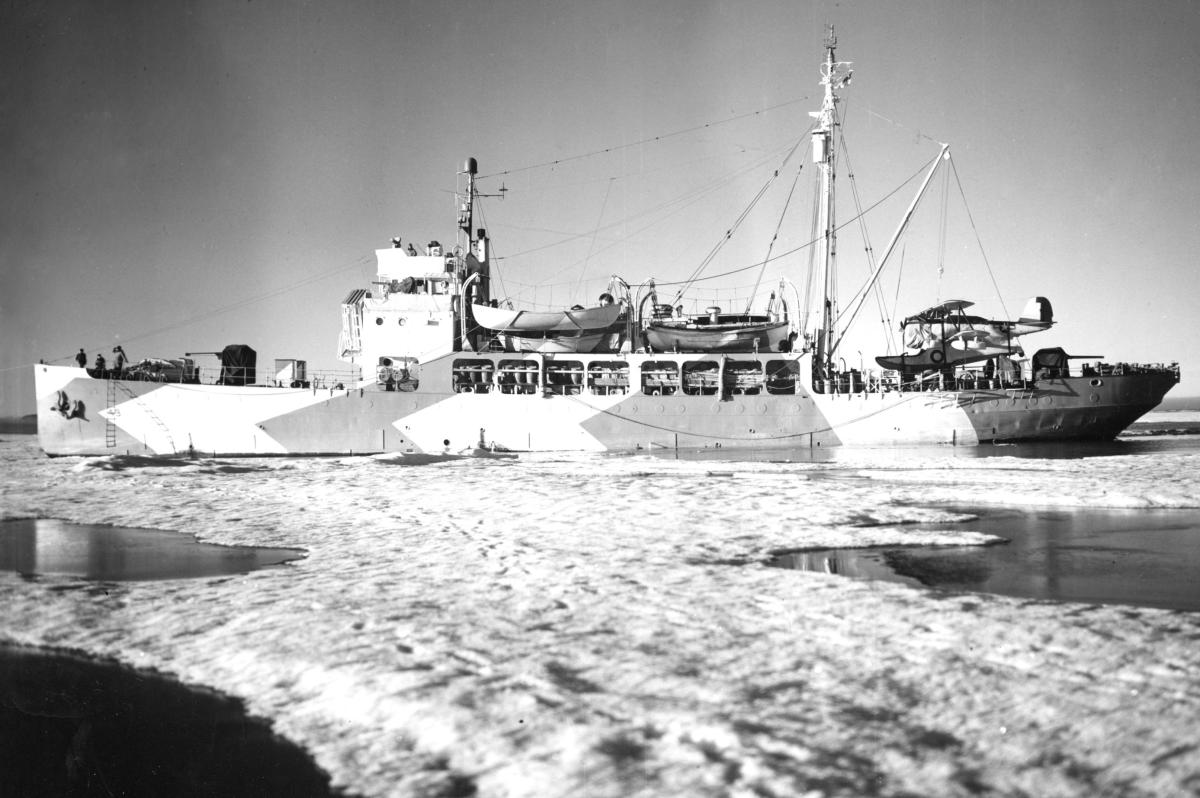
94, 353, 106, 377
76, 349, 87, 368
113, 346, 126, 375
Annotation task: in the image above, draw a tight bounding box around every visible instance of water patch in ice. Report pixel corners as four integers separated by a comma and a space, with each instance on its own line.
69, 453, 281, 474
371, 448, 520, 466
71, 453, 201, 471
0, 644, 347, 797
769, 506, 1200, 611
0, 519, 305, 581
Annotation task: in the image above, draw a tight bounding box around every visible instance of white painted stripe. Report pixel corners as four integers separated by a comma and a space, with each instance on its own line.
810, 391, 979, 445
395, 390, 629, 452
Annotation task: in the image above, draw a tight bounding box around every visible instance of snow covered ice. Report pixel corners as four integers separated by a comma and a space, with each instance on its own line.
2, 434, 1200, 797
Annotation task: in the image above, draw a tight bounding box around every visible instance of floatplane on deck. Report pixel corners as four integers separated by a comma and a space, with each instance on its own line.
35, 29, 1178, 456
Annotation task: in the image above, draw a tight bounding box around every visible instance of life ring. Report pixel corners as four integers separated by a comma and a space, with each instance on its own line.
930, 350, 945, 364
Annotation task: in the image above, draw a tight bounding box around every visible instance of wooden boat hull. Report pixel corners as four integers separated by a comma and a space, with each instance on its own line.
645, 320, 789, 353
472, 303, 621, 333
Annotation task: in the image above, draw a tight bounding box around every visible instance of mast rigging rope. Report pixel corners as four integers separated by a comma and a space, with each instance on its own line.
478, 97, 809, 181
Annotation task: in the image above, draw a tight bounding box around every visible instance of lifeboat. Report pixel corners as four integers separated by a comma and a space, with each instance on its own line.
471, 302, 623, 353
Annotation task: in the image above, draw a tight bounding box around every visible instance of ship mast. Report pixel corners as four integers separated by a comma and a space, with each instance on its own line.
457, 157, 478, 255
810, 26, 852, 377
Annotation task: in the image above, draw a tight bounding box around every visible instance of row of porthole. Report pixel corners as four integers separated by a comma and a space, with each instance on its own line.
613, 403, 794, 415
376, 317, 407, 325
974, 394, 1104, 413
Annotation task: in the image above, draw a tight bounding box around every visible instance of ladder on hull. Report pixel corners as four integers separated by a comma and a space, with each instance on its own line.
108, 379, 177, 454
105, 379, 117, 448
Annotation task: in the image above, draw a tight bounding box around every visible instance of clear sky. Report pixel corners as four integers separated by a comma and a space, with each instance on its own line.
4, 0, 1199, 415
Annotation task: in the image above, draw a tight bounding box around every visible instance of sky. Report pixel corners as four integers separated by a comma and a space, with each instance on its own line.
3, 0, 1200, 415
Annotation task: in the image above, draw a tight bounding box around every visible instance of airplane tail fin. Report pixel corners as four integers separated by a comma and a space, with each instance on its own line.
1019, 296, 1053, 325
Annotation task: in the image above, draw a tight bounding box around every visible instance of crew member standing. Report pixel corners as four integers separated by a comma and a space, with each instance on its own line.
75, 349, 87, 368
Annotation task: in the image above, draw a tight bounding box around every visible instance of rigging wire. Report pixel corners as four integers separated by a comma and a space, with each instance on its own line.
801, 174, 821, 335
949, 157, 1010, 318
745, 159, 804, 313
825, 148, 945, 339
889, 243, 907, 354
837, 122, 896, 355
668, 138, 803, 307
935, 163, 949, 303
497, 140, 792, 263
474, 200, 510, 303
575, 177, 614, 299
39, 253, 376, 365
650, 152, 938, 289
492, 140, 798, 305
478, 97, 809, 180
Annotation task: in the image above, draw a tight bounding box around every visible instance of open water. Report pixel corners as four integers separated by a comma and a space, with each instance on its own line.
1, 413, 1199, 797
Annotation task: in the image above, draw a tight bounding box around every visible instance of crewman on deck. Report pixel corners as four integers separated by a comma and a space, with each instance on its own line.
94, 353, 106, 376
113, 346, 126, 375
75, 349, 87, 368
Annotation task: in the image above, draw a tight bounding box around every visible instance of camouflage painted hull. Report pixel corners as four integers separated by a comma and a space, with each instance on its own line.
34, 355, 1179, 457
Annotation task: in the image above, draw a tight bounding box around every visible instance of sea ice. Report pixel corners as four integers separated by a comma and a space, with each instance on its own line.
2, 436, 1198, 797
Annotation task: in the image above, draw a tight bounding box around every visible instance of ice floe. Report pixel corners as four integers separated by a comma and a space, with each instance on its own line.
2, 435, 1199, 796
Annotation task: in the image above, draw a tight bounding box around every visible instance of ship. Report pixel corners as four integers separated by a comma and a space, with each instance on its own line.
34, 30, 1179, 457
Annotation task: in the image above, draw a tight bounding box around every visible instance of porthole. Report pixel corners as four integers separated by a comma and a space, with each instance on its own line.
399, 318, 407, 326
375, 317, 384, 325
1090, 378, 1103, 387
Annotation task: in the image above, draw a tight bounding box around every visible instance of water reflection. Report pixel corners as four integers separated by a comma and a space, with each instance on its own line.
646, 431, 1200, 464
643, 420, 1200, 463
774, 550, 924, 588
771, 507, 1200, 612
0, 519, 305, 581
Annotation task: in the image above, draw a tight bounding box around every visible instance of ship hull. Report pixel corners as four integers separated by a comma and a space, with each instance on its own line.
34, 358, 1178, 457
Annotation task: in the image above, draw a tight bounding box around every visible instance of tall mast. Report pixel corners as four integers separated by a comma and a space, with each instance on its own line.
809, 26, 852, 375
457, 157, 478, 255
